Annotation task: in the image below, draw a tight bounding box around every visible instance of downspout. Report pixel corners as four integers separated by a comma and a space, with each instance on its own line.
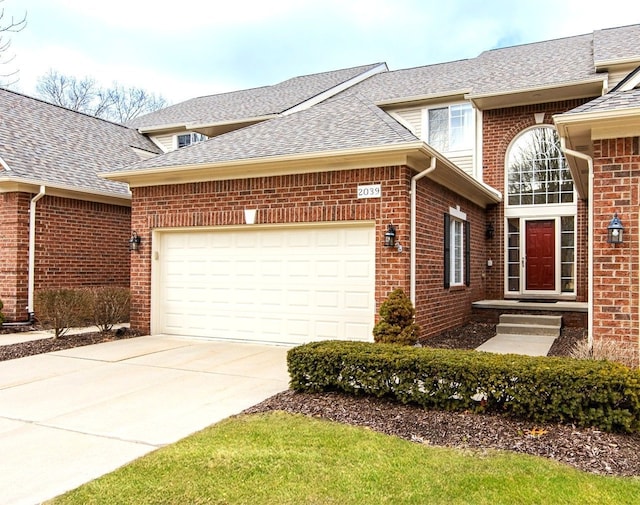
560, 139, 593, 346
410, 156, 437, 305
27, 185, 46, 321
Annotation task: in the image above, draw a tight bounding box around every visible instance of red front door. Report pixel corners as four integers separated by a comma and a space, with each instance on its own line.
526, 220, 555, 291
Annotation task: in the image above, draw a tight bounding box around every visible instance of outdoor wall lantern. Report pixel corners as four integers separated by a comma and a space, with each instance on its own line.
129, 231, 142, 251
485, 222, 495, 240
607, 213, 624, 244
384, 224, 403, 252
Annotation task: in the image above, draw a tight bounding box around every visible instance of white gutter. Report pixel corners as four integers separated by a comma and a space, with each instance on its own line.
410, 156, 437, 304
27, 185, 46, 319
560, 139, 594, 346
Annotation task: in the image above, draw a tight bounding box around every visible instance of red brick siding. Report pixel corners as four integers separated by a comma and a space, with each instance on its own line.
35, 196, 131, 291
0, 192, 131, 322
414, 177, 487, 338
482, 100, 592, 301
130, 166, 486, 337
592, 137, 640, 366
0, 193, 30, 321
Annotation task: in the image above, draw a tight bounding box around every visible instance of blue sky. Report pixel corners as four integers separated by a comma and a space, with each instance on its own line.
6, 0, 640, 104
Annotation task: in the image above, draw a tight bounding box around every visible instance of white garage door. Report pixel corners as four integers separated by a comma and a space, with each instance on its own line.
153, 224, 376, 344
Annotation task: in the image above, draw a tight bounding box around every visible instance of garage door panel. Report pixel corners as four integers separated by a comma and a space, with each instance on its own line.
156, 225, 375, 344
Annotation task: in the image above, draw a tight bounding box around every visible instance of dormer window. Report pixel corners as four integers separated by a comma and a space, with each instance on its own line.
176, 132, 207, 149
425, 103, 473, 153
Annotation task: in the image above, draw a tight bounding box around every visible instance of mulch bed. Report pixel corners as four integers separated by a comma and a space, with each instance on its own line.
0, 326, 139, 361
3, 321, 638, 477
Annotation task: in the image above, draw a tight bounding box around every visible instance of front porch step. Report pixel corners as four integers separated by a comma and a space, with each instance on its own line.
496, 314, 561, 338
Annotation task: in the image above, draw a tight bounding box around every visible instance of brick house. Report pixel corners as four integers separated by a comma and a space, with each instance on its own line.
0, 89, 160, 322
8, 24, 640, 364
101, 23, 639, 365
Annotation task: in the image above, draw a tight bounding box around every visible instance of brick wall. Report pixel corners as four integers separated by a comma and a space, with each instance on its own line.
414, 177, 487, 338
482, 99, 591, 300
35, 196, 131, 291
130, 166, 487, 337
0, 193, 30, 321
0, 192, 131, 322
592, 137, 640, 366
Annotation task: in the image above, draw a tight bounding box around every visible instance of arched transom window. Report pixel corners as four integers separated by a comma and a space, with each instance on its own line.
507, 126, 573, 206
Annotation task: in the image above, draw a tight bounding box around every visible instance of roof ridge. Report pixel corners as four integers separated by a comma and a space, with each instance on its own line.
477, 31, 593, 58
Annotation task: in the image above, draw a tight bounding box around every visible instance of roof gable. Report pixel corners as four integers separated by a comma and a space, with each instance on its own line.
128, 63, 387, 132
116, 94, 419, 173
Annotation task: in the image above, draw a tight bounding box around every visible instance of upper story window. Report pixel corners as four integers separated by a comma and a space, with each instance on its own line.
506, 126, 573, 206
426, 103, 473, 153
176, 132, 207, 149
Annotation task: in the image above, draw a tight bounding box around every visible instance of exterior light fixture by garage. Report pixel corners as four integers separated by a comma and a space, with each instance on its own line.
607, 213, 624, 244
384, 224, 403, 252
485, 222, 495, 240
129, 231, 141, 251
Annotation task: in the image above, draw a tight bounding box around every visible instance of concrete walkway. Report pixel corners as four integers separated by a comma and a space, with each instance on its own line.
0, 324, 129, 346
476, 334, 556, 356
0, 335, 290, 505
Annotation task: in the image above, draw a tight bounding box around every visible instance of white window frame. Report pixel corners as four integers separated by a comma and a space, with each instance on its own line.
449, 206, 467, 288
175, 132, 207, 149
423, 102, 474, 154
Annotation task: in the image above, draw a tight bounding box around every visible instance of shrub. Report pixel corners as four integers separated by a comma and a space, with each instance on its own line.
35, 288, 91, 338
0, 299, 4, 326
372, 288, 419, 345
87, 286, 130, 333
288, 341, 640, 433
570, 338, 638, 369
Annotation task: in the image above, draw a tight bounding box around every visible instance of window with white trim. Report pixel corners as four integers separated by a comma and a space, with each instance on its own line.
506, 126, 573, 206
427, 103, 473, 153
176, 132, 207, 149
444, 207, 470, 289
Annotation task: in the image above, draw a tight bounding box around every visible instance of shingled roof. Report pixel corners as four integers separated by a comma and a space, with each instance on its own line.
114, 94, 419, 172
343, 30, 606, 104
127, 63, 386, 130
594, 24, 640, 67
0, 88, 161, 197
565, 87, 640, 115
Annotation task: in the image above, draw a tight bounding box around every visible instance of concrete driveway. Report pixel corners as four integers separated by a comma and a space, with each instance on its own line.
0, 336, 290, 505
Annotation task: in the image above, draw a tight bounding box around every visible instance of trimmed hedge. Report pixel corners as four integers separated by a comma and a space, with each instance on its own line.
288, 341, 640, 433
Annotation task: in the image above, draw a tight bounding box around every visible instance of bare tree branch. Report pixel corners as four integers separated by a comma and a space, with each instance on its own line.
36, 70, 168, 122
0, 0, 27, 85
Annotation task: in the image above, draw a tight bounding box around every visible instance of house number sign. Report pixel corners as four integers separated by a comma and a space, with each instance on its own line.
357, 184, 382, 199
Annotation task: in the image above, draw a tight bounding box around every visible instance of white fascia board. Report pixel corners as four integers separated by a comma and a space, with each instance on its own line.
137, 123, 189, 134
0, 176, 131, 204
376, 89, 472, 108
186, 114, 279, 130
281, 63, 389, 116
595, 56, 640, 70
466, 77, 606, 101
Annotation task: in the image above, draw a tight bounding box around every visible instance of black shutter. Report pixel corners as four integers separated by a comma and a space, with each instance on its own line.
443, 213, 450, 289
465, 220, 471, 287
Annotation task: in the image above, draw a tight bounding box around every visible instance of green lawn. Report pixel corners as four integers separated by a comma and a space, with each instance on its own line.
49, 412, 640, 505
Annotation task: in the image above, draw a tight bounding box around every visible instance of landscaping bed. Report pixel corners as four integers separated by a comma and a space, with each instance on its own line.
0, 326, 139, 361
245, 389, 640, 477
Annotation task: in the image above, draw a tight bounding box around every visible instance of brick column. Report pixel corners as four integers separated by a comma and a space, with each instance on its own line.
592, 137, 640, 367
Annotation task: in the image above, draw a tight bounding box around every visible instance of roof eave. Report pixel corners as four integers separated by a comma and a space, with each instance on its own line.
467, 77, 606, 110
595, 57, 640, 70
0, 177, 131, 206
555, 106, 640, 199
103, 141, 501, 208
416, 144, 502, 208
376, 89, 473, 108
